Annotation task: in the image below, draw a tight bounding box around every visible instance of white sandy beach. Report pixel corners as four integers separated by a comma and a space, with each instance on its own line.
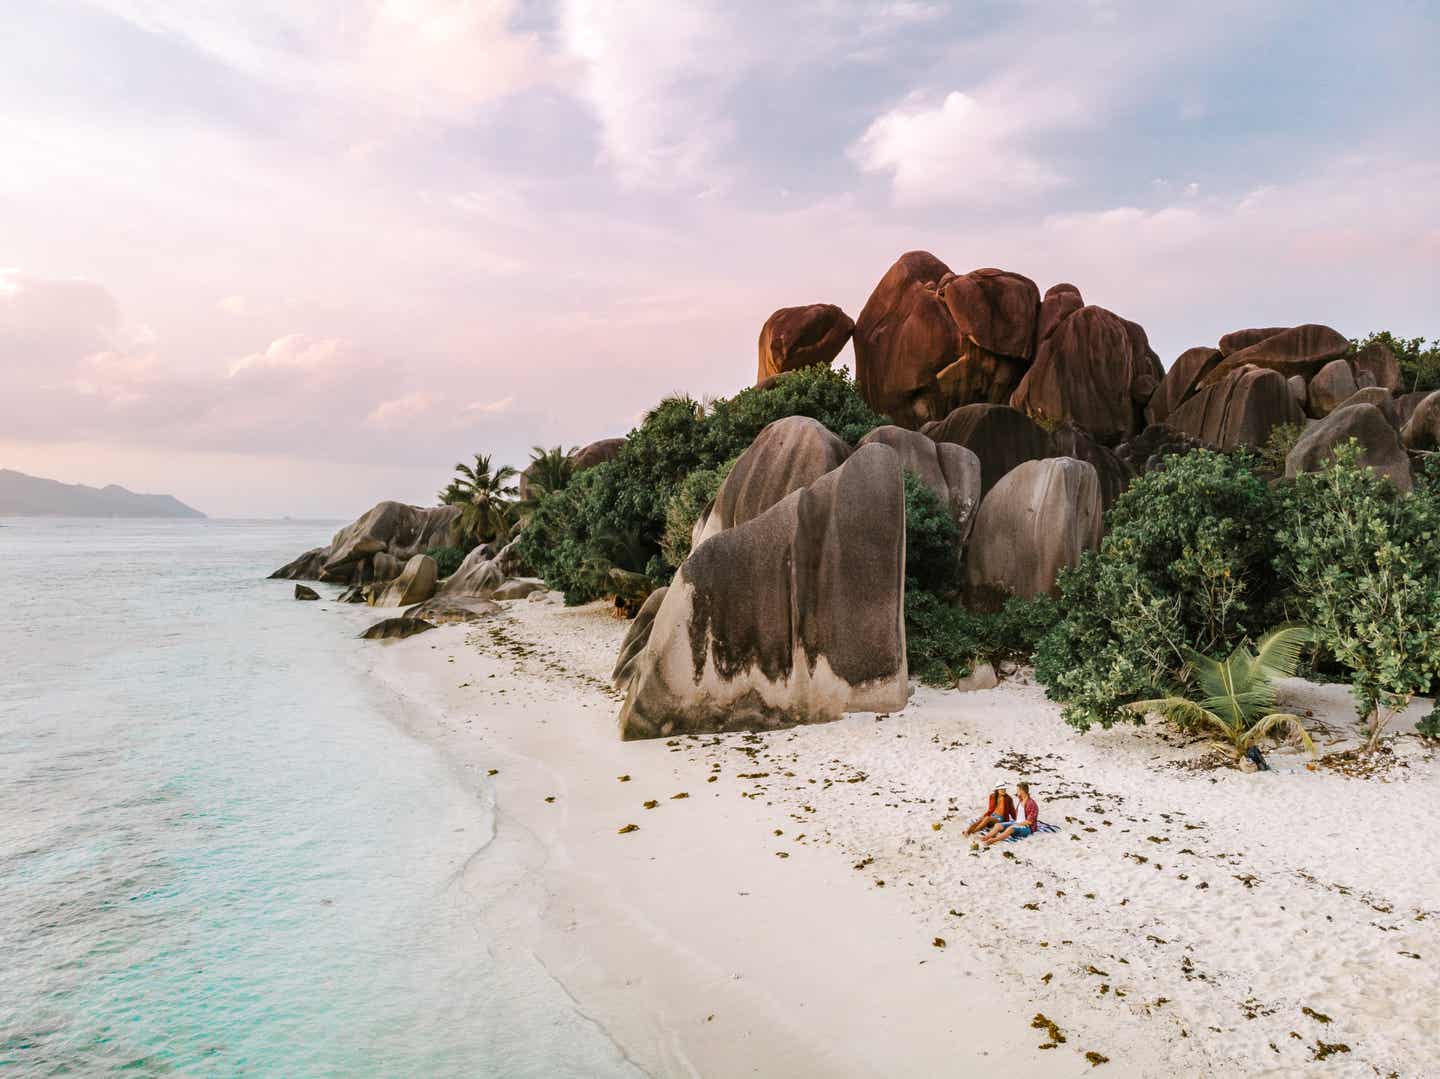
364, 597, 1439, 1078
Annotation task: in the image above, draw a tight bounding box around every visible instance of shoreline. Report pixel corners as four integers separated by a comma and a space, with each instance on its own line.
363, 596, 1439, 1077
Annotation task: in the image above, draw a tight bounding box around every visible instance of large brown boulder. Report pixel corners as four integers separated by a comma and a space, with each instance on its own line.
375, 554, 439, 608
1009, 305, 1153, 444
853, 251, 960, 427
1146, 347, 1222, 425
1306, 358, 1358, 418
613, 444, 907, 740
571, 438, 625, 474
322, 501, 460, 577
1167, 365, 1303, 450
693, 416, 851, 548
1285, 403, 1412, 491
853, 254, 1040, 427
1201, 324, 1349, 389
921, 404, 1056, 498
1218, 327, 1289, 355
1036, 283, 1084, 346
1353, 340, 1401, 392
756, 304, 854, 384
964, 458, 1103, 606
857, 424, 982, 539
269, 547, 328, 581
933, 268, 1040, 408
1400, 390, 1440, 451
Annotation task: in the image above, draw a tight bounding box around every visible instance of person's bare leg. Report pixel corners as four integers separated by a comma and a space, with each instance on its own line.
964, 815, 991, 836
983, 825, 1016, 846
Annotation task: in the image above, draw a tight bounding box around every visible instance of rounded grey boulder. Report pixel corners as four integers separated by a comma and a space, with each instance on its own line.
964, 458, 1103, 607
1285, 403, 1412, 491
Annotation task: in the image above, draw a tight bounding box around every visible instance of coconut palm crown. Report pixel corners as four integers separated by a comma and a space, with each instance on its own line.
439, 453, 519, 545
1126, 624, 1317, 761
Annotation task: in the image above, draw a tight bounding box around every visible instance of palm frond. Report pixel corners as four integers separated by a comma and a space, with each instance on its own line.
1251, 624, 1313, 681
1241, 712, 1316, 756
1126, 697, 1222, 730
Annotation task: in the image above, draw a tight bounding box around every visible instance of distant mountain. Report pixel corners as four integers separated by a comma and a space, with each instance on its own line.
0, 469, 205, 518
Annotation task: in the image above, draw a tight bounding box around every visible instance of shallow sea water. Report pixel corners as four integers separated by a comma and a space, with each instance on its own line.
0, 518, 639, 1078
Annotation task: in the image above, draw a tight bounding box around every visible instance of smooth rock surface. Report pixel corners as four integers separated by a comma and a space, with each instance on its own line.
294, 584, 320, 601
405, 597, 502, 624
921, 404, 1056, 498
376, 554, 439, 608
1201, 324, 1349, 388
1400, 390, 1440, 451
856, 424, 982, 539
964, 458, 1103, 606
1146, 347, 1223, 426
1285, 403, 1412, 490
360, 617, 436, 640
757, 304, 855, 384
1167, 365, 1304, 450
613, 444, 908, 740
1307, 359, 1358, 418
438, 547, 506, 597
695, 416, 851, 547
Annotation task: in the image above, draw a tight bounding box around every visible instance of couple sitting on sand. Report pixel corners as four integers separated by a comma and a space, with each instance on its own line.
963, 781, 1039, 846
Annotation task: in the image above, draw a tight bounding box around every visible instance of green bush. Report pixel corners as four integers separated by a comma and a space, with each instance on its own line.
906, 590, 1060, 687
1417, 706, 1440, 741
1033, 450, 1285, 730
903, 471, 963, 595
516, 366, 885, 604
1274, 445, 1440, 746
1351, 330, 1440, 393
661, 457, 737, 570
424, 546, 470, 578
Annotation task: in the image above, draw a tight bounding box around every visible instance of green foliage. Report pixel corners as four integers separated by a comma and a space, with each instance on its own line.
903, 471, 963, 596
439, 452, 519, 545
1258, 422, 1303, 475
1126, 626, 1317, 760
905, 590, 1060, 687
521, 445, 576, 509
661, 457, 737, 570
1033, 451, 1284, 730
518, 366, 884, 603
424, 546, 469, 578
1417, 706, 1440, 741
1274, 444, 1440, 747
1351, 330, 1440, 393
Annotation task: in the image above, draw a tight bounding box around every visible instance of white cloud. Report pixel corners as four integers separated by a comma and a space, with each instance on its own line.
559, 0, 738, 190
366, 390, 435, 428
849, 90, 1066, 206
465, 395, 514, 415
89, 0, 543, 122
227, 334, 351, 377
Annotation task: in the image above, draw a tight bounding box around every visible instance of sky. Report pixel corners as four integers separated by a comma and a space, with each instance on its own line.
2, 0, 1436, 517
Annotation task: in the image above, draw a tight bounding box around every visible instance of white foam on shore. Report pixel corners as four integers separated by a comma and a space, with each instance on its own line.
368, 597, 1440, 1077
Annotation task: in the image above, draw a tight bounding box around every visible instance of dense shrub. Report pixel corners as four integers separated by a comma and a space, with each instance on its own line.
517, 366, 885, 603
906, 590, 1060, 686
661, 458, 737, 570
903, 471, 963, 595
1033, 450, 1285, 730
1274, 446, 1440, 745
424, 546, 470, 578
1352, 330, 1440, 393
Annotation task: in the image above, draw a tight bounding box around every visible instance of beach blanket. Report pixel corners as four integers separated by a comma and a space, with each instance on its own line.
1005, 822, 1060, 843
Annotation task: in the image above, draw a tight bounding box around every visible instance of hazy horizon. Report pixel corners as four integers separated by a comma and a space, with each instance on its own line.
3, 1, 1437, 517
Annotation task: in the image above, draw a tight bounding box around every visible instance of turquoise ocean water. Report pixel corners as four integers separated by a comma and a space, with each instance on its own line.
0, 519, 640, 1078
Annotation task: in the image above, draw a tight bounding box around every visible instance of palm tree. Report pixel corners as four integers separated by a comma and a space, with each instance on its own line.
520, 445, 576, 512
439, 453, 518, 545
1125, 625, 1317, 762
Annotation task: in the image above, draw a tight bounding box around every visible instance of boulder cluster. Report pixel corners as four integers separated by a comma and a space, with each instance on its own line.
270, 500, 552, 637
623, 250, 1434, 741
